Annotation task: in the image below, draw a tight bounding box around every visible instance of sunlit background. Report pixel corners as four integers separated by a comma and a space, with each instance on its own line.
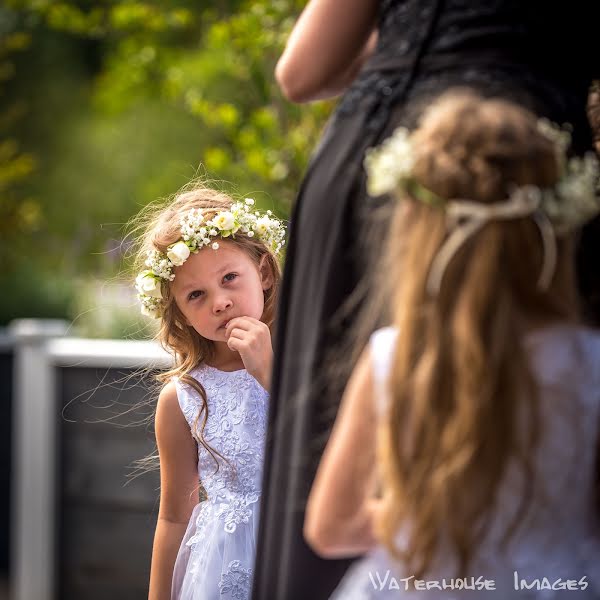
1, 2, 331, 598
1, 0, 331, 338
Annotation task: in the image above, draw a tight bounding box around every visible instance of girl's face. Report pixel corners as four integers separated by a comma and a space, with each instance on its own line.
170, 240, 271, 344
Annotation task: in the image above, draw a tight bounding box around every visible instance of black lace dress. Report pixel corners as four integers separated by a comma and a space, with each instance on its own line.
253, 3, 600, 600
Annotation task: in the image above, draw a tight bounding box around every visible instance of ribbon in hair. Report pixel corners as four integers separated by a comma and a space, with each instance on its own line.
426, 189, 557, 296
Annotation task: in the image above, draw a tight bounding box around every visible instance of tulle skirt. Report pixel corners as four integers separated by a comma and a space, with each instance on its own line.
171, 499, 260, 600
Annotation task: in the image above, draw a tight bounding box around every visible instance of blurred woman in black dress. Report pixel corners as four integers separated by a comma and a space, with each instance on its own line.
253, 2, 600, 599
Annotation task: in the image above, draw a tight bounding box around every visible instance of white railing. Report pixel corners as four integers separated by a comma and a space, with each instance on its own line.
9, 319, 171, 600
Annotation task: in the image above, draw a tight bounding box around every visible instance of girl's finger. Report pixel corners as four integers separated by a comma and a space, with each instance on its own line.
227, 336, 243, 352
226, 327, 248, 341
225, 317, 254, 335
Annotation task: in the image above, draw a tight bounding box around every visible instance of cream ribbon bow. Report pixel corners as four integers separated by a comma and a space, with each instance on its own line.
426, 188, 557, 296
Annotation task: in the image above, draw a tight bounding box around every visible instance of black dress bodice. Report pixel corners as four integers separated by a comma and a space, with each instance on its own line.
339, 0, 598, 145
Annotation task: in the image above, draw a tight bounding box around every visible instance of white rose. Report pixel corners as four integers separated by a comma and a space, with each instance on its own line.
136, 272, 163, 298
255, 215, 272, 236
167, 241, 191, 266
213, 211, 235, 231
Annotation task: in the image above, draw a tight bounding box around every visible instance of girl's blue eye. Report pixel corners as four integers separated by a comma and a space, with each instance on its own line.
223, 272, 238, 283
188, 290, 203, 301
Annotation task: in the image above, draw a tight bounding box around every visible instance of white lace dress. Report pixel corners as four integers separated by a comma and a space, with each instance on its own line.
170, 364, 268, 600
331, 325, 600, 600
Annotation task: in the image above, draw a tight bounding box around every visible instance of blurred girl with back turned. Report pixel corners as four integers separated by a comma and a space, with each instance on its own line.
305, 92, 600, 599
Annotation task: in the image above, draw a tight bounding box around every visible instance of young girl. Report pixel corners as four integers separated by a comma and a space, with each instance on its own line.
135, 184, 285, 600
304, 92, 600, 598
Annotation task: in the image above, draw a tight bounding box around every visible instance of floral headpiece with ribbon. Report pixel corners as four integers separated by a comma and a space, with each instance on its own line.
364, 121, 600, 295
136, 198, 286, 318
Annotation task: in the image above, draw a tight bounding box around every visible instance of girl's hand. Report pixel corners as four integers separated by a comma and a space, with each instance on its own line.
225, 317, 273, 391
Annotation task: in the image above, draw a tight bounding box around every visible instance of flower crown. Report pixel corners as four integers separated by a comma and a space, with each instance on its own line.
364, 120, 600, 295
364, 120, 600, 233
136, 198, 286, 318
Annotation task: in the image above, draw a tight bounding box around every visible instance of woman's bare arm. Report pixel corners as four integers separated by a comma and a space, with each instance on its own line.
275, 0, 379, 103
148, 382, 200, 600
304, 348, 382, 557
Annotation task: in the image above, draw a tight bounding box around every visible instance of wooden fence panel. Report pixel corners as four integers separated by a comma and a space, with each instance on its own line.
58, 366, 161, 600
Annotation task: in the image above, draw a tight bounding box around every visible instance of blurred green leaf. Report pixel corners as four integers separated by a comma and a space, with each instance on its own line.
0, 0, 332, 335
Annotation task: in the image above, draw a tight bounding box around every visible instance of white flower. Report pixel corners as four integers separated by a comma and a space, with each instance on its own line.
138, 288, 163, 318
245, 198, 254, 206
247, 230, 255, 237
255, 215, 272, 236
213, 211, 235, 231
166, 241, 191, 266
212, 242, 220, 250
141, 303, 161, 319
135, 271, 162, 298
364, 127, 415, 196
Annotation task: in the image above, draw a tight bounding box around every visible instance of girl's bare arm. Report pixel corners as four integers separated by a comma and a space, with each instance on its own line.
304, 348, 381, 557
275, 0, 379, 103
148, 382, 200, 600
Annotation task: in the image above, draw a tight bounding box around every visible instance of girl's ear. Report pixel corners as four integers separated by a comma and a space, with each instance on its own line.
258, 254, 274, 291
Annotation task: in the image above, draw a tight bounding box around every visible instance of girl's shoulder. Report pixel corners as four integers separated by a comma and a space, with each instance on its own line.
367, 324, 600, 399
525, 324, 600, 388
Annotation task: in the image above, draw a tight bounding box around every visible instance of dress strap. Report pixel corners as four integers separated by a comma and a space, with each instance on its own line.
368, 327, 398, 417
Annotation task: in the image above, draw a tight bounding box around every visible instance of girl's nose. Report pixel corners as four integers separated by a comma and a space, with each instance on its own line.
213, 296, 233, 314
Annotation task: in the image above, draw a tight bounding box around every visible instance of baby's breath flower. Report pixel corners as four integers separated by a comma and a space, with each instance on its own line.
364, 127, 414, 197
364, 120, 600, 233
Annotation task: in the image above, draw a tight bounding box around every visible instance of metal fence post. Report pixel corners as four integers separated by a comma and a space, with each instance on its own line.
9, 319, 69, 600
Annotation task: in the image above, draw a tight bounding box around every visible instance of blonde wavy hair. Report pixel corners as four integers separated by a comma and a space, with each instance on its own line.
373, 92, 582, 577
133, 182, 281, 468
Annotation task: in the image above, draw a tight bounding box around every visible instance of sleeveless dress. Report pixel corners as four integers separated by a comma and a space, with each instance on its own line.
255, 3, 600, 599
331, 325, 600, 600
170, 364, 268, 600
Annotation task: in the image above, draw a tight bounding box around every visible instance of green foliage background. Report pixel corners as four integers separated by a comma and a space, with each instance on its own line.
0, 0, 330, 337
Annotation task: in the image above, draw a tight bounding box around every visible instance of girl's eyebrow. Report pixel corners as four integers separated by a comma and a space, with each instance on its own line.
216, 262, 238, 274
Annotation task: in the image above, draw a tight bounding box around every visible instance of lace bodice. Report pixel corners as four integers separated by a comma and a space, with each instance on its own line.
175, 365, 268, 513
332, 325, 600, 598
